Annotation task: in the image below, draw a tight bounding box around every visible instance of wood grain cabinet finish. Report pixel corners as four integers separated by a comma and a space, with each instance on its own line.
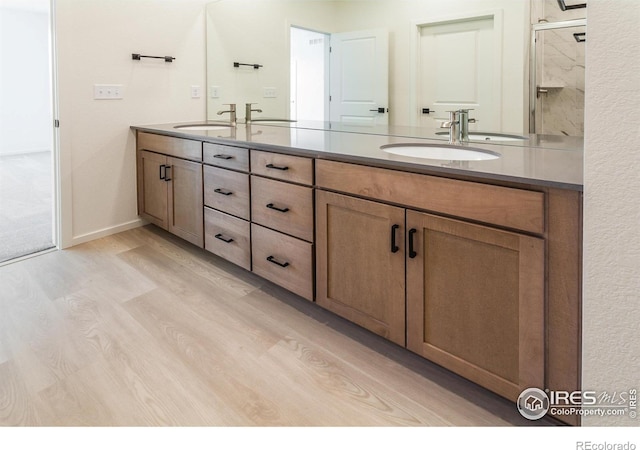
405, 210, 545, 402
204, 207, 251, 271
252, 224, 313, 301
251, 150, 313, 185
316, 159, 545, 234
315, 190, 406, 345
137, 150, 169, 229
138, 132, 202, 162
251, 176, 314, 242
137, 150, 204, 248
204, 166, 250, 220
203, 143, 249, 171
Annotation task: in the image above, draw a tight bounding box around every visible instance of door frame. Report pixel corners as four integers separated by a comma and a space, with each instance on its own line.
529, 18, 587, 134
50, 0, 63, 251
409, 10, 504, 127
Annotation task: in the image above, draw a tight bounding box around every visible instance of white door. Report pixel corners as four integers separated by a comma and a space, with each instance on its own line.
330, 29, 389, 125
419, 16, 500, 131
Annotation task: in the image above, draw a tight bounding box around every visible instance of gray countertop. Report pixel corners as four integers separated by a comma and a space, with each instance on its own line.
132, 121, 584, 191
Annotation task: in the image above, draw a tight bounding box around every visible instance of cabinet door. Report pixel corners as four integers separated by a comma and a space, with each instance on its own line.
137, 150, 168, 229
316, 190, 405, 345
166, 157, 204, 247
406, 210, 544, 401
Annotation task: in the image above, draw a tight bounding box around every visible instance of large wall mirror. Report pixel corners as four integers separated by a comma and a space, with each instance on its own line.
206, 0, 586, 138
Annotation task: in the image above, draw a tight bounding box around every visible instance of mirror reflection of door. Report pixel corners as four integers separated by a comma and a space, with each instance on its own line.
533, 24, 585, 136
290, 27, 330, 122
329, 29, 389, 126
290, 27, 389, 125
418, 15, 501, 132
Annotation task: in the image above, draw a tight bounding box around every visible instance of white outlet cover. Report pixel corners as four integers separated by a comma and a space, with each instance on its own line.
94, 84, 123, 100
209, 86, 220, 98
191, 85, 202, 99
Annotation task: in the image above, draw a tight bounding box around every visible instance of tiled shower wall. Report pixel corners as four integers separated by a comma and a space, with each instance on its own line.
531, 0, 586, 136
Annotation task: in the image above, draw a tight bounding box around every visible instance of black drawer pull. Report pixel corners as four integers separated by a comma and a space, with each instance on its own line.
214, 233, 234, 243
159, 164, 166, 180
266, 163, 289, 171
214, 188, 233, 196
266, 203, 290, 213
266, 256, 289, 268
164, 165, 172, 182
213, 154, 233, 160
390, 224, 400, 253
408, 228, 417, 259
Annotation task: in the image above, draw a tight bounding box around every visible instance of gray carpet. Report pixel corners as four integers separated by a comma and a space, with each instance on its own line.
0, 151, 54, 263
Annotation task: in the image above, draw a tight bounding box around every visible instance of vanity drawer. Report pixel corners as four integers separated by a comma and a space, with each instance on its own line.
203, 143, 249, 171
251, 150, 313, 185
204, 207, 251, 271
204, 166, 250, 220
316, 160, 545, 234
137, 132, 202, 162
251, 176, 314, 242
251, 224, 313, 301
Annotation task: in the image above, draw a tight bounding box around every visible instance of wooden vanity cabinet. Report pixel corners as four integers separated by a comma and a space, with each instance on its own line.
249, 150, 315, 301
202, 143, 251, 270
316, 160, 546, 403
315, 191, 406, 345
405, 210, 544, 402
137, 133, 204, 247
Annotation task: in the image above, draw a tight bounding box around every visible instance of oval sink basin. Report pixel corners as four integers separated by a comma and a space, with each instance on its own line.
381, 143, 500, 161
174, 123, 232, 131
435, 131, 527, 142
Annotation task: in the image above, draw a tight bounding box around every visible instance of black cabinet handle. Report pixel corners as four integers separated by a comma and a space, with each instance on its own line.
159, 164, 166, 180
214, 188, 233, 196
266, 255, 289, 268
266, 163, 289, 171
214, 233, 234, 243
213, 154, 233, 160
164, 165, 171, 181
390, 224, 400, 253
408, 228, 417, 259
266, 203, 290, 213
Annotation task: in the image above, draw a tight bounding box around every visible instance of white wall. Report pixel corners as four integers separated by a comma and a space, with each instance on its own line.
206, 0, 339, 120
55, 0, 210, 246
0, 7, 52, 156
582, 0, 640, 426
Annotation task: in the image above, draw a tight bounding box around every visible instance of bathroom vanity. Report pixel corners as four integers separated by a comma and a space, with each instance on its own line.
132, 122, 583, 425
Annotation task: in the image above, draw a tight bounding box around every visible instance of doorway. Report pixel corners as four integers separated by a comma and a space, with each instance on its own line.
290, 26, 389, 125
290, 26, 330, 122
0, 0, 57, 264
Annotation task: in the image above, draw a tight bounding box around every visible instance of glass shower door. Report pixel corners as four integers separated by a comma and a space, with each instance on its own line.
531, 21, 586, 136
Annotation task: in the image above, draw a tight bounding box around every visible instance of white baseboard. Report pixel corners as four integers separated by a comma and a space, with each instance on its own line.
67, 218, 146, 248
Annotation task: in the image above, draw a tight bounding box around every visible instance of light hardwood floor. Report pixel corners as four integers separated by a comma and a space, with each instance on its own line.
0, 225, 557, 426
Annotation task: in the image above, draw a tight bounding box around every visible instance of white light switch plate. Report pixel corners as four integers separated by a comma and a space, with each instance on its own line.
263, 87, 277, 98
209, 86, 220, 98
191, 85, 202, 99
94, 84, 123, 100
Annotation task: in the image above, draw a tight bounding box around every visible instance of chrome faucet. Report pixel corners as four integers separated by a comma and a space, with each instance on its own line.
440, 109, 476, 144
440, 110, 461, 144
458, 109, 476, 142
217, 103, 237, 126
245, 103, 263, 124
